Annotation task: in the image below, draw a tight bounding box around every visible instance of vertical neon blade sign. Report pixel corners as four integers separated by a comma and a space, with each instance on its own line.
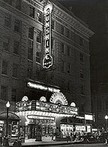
43, 3, 53, 69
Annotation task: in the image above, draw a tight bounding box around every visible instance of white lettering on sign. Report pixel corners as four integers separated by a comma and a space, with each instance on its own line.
43, 3, 53, 69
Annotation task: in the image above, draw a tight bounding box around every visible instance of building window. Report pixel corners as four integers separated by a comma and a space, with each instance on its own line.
61, 42, 65, 54
11, 88, 17, 102
106, 99, 108, 110
3, 37, 10, 51
37, 10, 43, 22
15, 0, 21, 10
67, 63, 71, 73
4, 13, 11, 28
80, 71, 84, 79
2, 60, 8, 75
29, 6, 35, 18
28, 39, 33, 60
65, 28, 70, 38
80, 53, 84, 62
13, 40, 19, 54
12, 63, 18, 77
61, 61, 65, 72
28, 27, 34, 39
79, 37, 84, 46
36, 51, 41, 63
67, 45, 70, 56
37, 30, 41, 43
1, 86, 7, 100
27, 67, 32, 79
14, 19, 21, 33
61, 25, 64, 35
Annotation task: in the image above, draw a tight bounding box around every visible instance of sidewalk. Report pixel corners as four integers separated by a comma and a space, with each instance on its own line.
9, 140, 82, 147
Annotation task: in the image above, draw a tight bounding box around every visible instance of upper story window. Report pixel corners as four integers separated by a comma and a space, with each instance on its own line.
14, 19, 21, 33
61, 61, 65, 72
2, 60, 8, 75
80, 53, 84, 62
67, 63, 71, 73
28, 27, 34, 40
3, 36, 10, 51
79, 37, 84, 46
37, 30, 42, 43
37, 10, 43, 22
29, 6, 35, 18
61, 42, 65, 54
65, 28, 70, 38
61, 25, 64, 35
28, 39, 33, 60
12, 63, 18, 77
13, 40, 20, 54
80, 70, 84, 79
4, 13, 11, 28
67, 45, 70, 56
36, 44, 41, 64
27, 64, 33, 79
11, 88, 17, 102
15, 0, 21, 10
1, 86, 8, 100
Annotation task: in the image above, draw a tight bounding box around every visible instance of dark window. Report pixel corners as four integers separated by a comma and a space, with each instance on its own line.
66, 28, 70, 38
80, 71, 84, 79
3, 37, 10, 51
27, 67, 32, 79
67, 63, 71, 73
1, 86, 7, 100
28, 39, 33, 60
4, 13, 11, 28
28, 27, 34, 39
37, 30, 41, 43
61, 42, 65, 54
106, 99, 108, 110
61, 61, 65, 72
37, 10, 43, 22
67, 45, 70, 56
13, 40, 19, 54
29, 6, 35, 18
11, 88, 17, 102
80, 53, 84, 62
79, 37, 84, 46
12, 63, 18, 77
14, 19, 21, 33
2, 60, 8, 75
61, 25, 64, 35
15, 0, 21, 10
36, 51, 41, 63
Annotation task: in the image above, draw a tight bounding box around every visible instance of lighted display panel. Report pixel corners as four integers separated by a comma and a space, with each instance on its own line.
43, 3, 53, 69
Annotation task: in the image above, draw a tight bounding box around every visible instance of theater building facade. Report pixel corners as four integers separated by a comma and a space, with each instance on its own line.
0, 0, 94, 141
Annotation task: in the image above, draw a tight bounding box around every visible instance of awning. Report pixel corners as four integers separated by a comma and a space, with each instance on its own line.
0, 111, 20, 121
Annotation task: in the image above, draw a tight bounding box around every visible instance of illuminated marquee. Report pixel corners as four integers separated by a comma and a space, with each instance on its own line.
43, 3, 53, 69
50, 92, 68, 105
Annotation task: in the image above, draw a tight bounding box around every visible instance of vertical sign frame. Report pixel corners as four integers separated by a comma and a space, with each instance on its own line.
43, 3, 53, 69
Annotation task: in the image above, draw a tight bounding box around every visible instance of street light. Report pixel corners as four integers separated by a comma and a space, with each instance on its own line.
4, 101, 10, 147
105, 115, 108, 131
